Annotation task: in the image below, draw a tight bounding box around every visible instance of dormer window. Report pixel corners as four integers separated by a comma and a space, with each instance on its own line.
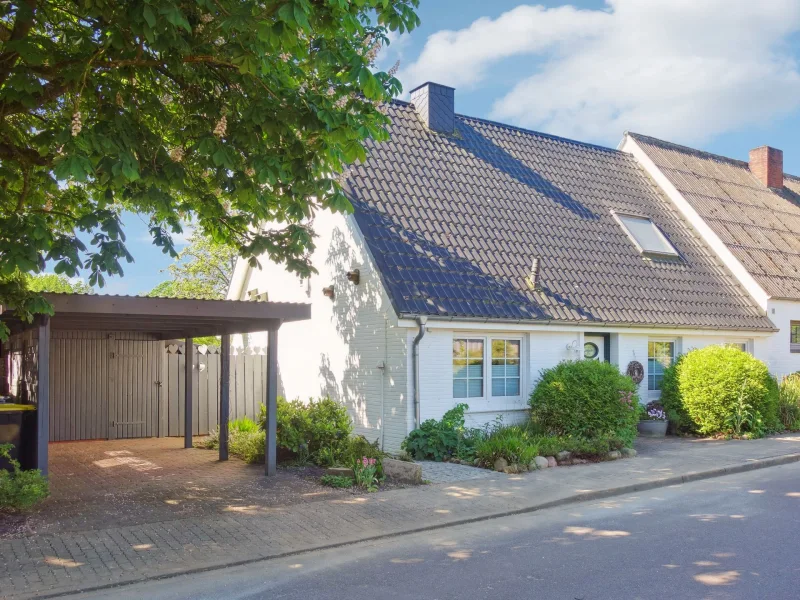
614, 213, 680, 260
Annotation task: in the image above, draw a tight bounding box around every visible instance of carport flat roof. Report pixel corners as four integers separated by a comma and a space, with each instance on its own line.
1, 293, 311, 339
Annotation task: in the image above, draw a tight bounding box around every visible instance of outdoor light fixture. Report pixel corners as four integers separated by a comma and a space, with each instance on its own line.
346, 269, 361, 285
322, 285, 335, 300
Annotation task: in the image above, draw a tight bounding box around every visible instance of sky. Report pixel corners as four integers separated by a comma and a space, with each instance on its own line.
95, 0, 800, 295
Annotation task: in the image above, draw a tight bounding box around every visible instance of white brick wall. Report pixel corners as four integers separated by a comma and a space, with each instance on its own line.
417, 328, 579, 429
230, 211, 409, 451
762, 299, 800, 379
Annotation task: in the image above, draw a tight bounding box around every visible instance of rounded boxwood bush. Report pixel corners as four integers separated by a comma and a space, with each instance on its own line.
666, 345, 778, 436
529, 360, 639, 446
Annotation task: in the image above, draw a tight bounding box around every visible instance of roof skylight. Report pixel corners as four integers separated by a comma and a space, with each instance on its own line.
614, 213, 680, 259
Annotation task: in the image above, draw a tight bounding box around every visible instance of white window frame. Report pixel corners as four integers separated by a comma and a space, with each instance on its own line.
647, 338, 678, 398
452, 337, 486, 399
724, 339, 753, 354
451, 333, 525, 412
612, 211, 680, 260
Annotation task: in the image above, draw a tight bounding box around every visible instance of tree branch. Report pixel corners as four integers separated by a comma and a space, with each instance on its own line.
0, 141, 51, 166
0, 0, 38, 87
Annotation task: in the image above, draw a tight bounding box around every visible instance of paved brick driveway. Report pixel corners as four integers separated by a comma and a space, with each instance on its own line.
2, 438, 348, 538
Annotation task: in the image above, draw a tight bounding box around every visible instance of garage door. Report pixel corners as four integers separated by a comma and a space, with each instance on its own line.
49, 331, 163, 441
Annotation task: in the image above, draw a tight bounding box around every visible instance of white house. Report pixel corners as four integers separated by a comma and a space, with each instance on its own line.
229, 83, 776, 452
621, 133, 800, 379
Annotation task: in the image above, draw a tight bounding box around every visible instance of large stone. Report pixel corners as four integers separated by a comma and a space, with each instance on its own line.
326, 467, 354, 478
383, 458, 422, 484
621, 448, 637, 458
556, 450, 572, 463
546, 456, 557, 468
532, 456, 550, 470
607, 450, 622, 460
494, 457, 509, 472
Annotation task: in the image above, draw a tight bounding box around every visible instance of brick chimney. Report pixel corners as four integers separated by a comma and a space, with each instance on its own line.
749, 146, 783, 188
410, 82, 455, 134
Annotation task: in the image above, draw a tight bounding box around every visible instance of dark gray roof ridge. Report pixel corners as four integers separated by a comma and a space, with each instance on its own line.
389, 98, 624, 155
627, 131, 751, 168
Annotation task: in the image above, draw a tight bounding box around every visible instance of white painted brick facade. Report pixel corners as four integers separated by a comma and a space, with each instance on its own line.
229, 211, 409, 451
762, 300, 800, 379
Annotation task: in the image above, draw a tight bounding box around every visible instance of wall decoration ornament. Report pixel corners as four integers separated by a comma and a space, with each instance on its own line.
626, 360, 645, 384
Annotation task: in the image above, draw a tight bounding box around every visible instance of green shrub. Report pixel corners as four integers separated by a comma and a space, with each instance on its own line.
230, 416, 259, 433
660, 355, 694, 433
778, 374, 800, 431
260, 397, 353, 465
531, 434, 622, 458
474, 426, 537, 466
667, 346, 779, 436
401, 404, 478, 461
0, 444, 49, 510
320, 474, 354, 488
229, 430, 265, 464
529, 360, 639, 447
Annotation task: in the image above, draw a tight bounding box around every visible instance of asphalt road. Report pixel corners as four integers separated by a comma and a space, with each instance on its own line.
67, 462, 800, 600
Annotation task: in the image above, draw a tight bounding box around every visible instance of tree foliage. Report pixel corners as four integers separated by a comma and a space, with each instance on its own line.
148, 231, 236, 300
0, 0, 420, 338
26, 272, 93, 294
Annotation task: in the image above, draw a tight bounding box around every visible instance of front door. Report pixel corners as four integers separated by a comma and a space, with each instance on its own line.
584, 335, 605, 362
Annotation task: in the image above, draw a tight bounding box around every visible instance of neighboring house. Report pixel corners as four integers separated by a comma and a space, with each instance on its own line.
621, 133, 800, 378
229, 82, 775, 451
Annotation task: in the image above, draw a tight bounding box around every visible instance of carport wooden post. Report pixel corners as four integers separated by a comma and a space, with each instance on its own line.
184, 337, 194, 449
265, 327, 279, 476
36, 317, 50, 476
219, 334, 230, 461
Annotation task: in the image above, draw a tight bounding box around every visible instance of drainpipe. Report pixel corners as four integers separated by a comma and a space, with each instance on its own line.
411, 316, 427, 429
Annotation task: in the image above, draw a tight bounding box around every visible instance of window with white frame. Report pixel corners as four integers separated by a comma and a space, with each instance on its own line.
453, 338, 484, 398
648, 340, 676, 392
614, 213, 680, 260
724, 340, 752, 354
491, 339, 521, 397
791, 322, 800, 353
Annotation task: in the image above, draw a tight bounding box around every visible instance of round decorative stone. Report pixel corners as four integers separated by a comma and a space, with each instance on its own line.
621, 448, 638, 458
494, 457, 509, 472
556, 450, 572, 463
607, 450, 622, 460
546, 456, 557, 468
533, 456, 550, 470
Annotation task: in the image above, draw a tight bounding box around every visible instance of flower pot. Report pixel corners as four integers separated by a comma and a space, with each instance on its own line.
637, 420, 669, 437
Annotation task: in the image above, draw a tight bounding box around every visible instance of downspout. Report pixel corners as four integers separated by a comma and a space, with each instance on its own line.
411, 316, 427, 429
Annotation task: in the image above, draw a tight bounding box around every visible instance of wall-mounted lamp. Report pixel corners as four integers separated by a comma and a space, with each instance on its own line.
346, 269, 361, 285
322, 285, 335, 300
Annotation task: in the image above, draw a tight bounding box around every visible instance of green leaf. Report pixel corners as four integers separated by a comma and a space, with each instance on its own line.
142, 5, 157, 27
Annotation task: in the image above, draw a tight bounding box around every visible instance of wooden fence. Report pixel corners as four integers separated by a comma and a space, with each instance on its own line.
164, 343, 267, 437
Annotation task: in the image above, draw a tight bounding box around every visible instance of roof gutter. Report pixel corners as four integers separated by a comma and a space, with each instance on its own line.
411, 316, 427, 429
397, 313, 778, 333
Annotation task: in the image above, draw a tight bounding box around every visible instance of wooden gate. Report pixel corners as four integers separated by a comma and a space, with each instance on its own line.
110, 336, 162, 439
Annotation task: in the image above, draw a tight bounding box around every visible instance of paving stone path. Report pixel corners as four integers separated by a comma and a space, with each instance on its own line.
2, 434, 799, 599
417, 460, 501, 483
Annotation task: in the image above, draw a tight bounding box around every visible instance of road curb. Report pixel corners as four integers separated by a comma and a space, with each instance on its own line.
29, 452, 800, 600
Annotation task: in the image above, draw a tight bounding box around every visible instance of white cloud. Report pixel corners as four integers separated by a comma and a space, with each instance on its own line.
400, 5, 607, 90
402, 0, 800, 144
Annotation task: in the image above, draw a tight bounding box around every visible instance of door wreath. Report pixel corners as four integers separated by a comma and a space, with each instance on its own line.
626, 360, 644, 385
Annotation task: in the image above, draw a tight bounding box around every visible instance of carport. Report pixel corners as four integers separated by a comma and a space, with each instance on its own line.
0, 293, 310, 476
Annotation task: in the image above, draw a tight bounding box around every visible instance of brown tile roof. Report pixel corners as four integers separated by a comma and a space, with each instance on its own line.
631, 133, 800, 301
341, 103, 773, 330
